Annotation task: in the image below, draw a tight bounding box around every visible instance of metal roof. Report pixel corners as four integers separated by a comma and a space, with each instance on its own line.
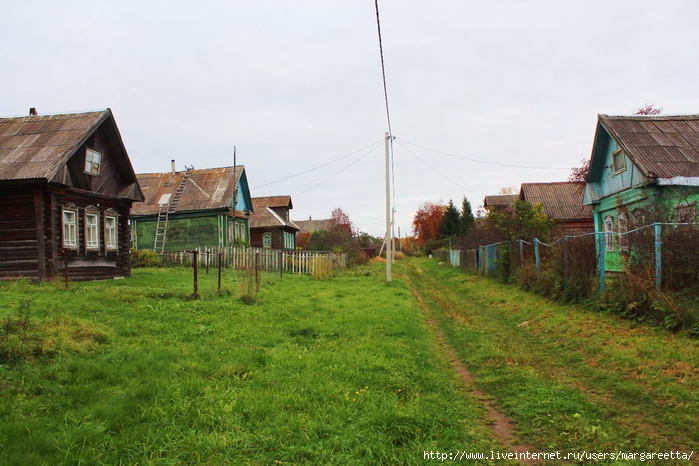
483, 194, 519, 207
293, 218, 336, 233
0, 110, 109, 181
520, 182, 593, 220
600, 114, 699, 179
132, 166, 244, 216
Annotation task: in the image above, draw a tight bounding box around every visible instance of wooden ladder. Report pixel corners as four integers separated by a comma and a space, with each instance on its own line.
153, 166, 194, 253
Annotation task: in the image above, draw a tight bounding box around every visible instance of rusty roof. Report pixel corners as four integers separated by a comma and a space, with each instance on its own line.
249, 196, 299, 230
520, 182, 593, 220
0, 110, 110, 181
483, 194, 519, 207
132, 166, 244, 216
600, 114, 699, 179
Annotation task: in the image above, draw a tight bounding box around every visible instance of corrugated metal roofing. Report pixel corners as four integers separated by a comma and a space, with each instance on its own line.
520, 182, 593, 220
600, 114, 699, 179
132, 166, 244, 215
483, 194, 519, 207
0, 111, 109, 181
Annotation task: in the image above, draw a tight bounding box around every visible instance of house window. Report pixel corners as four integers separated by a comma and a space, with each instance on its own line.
618, 212, 629, 253
105, 214, 118, 250
85, 211, 100, 250
262, 232, 272, 249
85, 148, 102, 176
612, 149, 626, 174
674, 202, 696, 224
604, 215, 614, 252
62, 207, 78, 248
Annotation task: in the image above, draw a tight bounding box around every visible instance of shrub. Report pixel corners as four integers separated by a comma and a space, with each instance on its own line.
130, 249, 162, 268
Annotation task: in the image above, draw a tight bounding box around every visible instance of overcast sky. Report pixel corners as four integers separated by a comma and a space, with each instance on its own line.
2, 1, 699, 237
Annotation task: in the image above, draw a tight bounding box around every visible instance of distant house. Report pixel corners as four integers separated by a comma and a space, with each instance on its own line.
249, 196, 299, 249
583, 113, 699, 271
483, 194, 518, 213
131, 165, 252, 252
520, 182, 594, 237
0, 109, 143, 280
294, 218, 337, 234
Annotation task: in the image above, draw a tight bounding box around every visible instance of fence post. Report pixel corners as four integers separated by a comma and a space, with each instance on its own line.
279, 249, 283, 279
218, 252, 223, 294
598, 232, 605, 295
519, 240, 524, 270
563, 236, 568, 289
192, 250, 200, 299
534, 238, 540, 276
654, 223, 662, 291
206, 249, 210, 274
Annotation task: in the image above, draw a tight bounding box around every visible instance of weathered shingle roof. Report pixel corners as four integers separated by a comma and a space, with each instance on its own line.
520, 182, 593, 220
249, 196, 299, 230
483, 194, 518, 208
0, 110, 110, 181
294, 218, 336, 233
132, 166, 244, 216
600, 114, 699, 179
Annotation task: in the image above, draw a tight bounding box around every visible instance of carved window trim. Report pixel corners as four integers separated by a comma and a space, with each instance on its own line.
62, 204, 79, 249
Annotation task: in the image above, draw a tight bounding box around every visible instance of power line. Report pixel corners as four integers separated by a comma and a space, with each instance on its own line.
294, 143, 383, 197
397, 138, 573, 170
374, 0, 392, 138
252, 139, 384, 190
395, 139, 482, 197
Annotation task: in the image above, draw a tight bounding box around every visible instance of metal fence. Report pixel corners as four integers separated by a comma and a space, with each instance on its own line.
438, 222, 699, 294
159, 246, 347, 275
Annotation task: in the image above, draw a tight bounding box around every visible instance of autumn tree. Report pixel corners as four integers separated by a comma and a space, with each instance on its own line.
635, 103, 663, 115
331, 207, 352, 233
488, 200, 555, 242
568, 158, 591, 193
412, 201, 446, 249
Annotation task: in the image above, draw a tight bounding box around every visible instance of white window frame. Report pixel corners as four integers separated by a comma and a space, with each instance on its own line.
618, 212, 629, 253
85, 208, 100, 250
85, 148, 102, 176
105, 210, 118, 250
62, 206, 78, 249
262, 232, 272, 249
604, 215, 614, 252
612, 149, 626, 175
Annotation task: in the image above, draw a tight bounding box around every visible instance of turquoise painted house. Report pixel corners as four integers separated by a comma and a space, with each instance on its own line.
131, 165, 253, 252
583, 114, 699, 271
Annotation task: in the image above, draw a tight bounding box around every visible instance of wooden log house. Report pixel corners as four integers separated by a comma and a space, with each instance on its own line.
0, 109, 144, 280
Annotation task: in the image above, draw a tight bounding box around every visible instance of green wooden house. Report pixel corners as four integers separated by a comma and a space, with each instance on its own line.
583, 114, 699, 271
130, 165, 253, 252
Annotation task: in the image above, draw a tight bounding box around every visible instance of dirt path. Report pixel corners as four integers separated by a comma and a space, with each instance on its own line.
404, 271, 539, 465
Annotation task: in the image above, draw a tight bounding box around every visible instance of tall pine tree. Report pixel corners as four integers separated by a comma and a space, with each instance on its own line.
459, 196, 475, 236
440, 199, 461, 239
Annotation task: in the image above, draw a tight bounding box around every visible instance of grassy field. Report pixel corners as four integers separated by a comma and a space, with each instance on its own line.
403, 257, 699, 463
0, 265, 504, 465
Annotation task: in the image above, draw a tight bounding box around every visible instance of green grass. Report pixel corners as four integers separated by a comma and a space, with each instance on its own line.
404, 257, 699, 461
0, 265, 502, 465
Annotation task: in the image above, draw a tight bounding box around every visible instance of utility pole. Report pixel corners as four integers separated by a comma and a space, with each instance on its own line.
385, 132, 392, 282
232, 146, 237, 246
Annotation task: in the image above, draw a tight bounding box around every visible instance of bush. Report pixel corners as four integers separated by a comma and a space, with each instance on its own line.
130, 249, 162, 268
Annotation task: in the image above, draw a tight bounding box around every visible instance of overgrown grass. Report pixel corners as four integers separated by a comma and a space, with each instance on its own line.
0, 265, 503, 465
405, 257, 699, 460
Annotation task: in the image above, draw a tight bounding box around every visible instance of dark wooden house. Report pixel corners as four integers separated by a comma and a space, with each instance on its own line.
249, 196, 299, 249
131, 166, 253, 251
520, 182, 594, 237
0, 109, 144, 280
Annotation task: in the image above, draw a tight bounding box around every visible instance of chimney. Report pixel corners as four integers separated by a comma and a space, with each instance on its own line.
171, 160, 176, 175
29, 108, 37, 116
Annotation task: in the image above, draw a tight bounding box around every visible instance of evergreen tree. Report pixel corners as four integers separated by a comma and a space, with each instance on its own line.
459, 196, 475, 236
440, 199, 461, 238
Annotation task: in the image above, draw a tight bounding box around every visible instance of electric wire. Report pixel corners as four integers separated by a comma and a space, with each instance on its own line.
395, 139, 482, 197
294, 143, 383, 198
374, 0, 392, 138
251, 139, 384, 190
397, 137, 573, 170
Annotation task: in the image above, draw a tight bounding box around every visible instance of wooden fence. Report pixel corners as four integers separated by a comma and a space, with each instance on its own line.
159, 247, 347, 275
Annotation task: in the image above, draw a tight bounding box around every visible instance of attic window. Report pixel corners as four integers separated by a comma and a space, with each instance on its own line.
85, 148, 102, 176
612, 149, 626, 175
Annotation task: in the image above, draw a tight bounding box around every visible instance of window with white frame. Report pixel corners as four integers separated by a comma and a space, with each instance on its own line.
618, 212, 629, 253
612, 149, 626, 174
62, 207, 78, 248
604, 215, 614, 252
105, 213, 118, 250
85, 148, 102, 176
262, 232, 272, 249
85, 209, 100, 249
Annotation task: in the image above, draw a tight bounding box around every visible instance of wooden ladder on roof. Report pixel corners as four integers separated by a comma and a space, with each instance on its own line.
153, 165, 194, 253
